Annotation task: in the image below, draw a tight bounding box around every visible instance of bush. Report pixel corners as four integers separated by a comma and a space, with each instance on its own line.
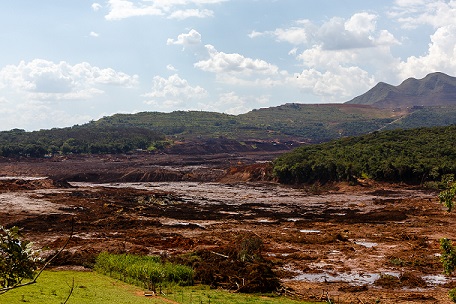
440, 238, 456, 275
94, 253, 193, 289
449, 288, 456, 302
0, 226, 40, 289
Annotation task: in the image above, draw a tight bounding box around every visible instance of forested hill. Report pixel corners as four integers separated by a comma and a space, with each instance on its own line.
273, 125, 456, 184
91, 104, 398, 142
3, 103, 456, 157
0, 125, 164, 157
90, 103, 456, 143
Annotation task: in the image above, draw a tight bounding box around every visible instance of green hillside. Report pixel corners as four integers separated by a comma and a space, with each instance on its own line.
92, 104, 399, 142
0, 125, 164, 157
382, 106, 456, 130
273, 125, 456, 184
2, 103, 456, 158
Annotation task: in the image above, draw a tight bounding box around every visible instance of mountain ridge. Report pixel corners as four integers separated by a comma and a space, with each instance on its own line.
346, 72, 456, 108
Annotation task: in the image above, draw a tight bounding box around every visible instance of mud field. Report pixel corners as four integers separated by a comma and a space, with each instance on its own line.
1, 153, 456, 303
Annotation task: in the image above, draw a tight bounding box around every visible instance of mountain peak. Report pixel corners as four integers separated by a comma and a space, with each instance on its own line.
346, 72, 456, 108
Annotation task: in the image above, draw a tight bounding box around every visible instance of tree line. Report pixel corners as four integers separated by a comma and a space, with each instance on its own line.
273, 125, 456, 184
0, 126, 164, 157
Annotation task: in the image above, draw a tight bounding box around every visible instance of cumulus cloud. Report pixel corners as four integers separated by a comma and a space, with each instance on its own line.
92, 3, 102, 11
195, 91, 268, 115
0, 97, 95, 131
167, 29, 202, 48
105, 0, 226, 20
252, 13, 398, 50
166, 64, 178, 72
398, 24, 456, 79
248, 12, 401, 99
89, 31, 99, 37
391, 0, 456, 29
195, 44, 279, 76
143, 74, 208, 108
105, 0, 163, 20
214, 92, 267, 114
291, 67, 376, 100
0, 59, 138, 101
387, 0, 456, 79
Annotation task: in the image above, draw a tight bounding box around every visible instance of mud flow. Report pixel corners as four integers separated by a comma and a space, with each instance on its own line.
1, 153, 455, 303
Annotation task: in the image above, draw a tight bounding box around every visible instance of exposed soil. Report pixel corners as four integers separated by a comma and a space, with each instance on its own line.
1, 152, 456, 303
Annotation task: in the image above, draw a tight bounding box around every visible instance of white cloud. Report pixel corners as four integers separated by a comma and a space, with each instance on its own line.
167, 29, 202, 47
105, 0, 226, 20
252, 13, 398, 50
249, 20, 315, 45
168, 9, 214, 20
391, 0, 456, 29
92, 3, 102, 11
0, 98, 94, 131
197, 91, 268, 115
291, 67, 376, 101
89, 31, 99, 37
105, 0, 163, 20
398, 24, 456, 79
0, 59, 138, 101
143, 74, 208, 107
166, 64, 178, 72
195, 44, 279, 76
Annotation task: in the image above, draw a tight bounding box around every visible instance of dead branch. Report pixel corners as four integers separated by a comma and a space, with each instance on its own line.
62, 277, 75, 304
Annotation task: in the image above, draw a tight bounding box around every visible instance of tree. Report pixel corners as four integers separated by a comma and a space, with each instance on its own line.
440, 238, 456, 275
0, 226, 40, 291
0, 221, 73, 295
438, 174, 456, 212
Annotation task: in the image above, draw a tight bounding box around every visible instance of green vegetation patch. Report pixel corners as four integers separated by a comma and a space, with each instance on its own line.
94, 252, 194, 289
0, 125, 164, 157
273, 125, 456, 184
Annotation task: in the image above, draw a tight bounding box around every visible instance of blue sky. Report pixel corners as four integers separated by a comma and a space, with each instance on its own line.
1, 0, 456, 131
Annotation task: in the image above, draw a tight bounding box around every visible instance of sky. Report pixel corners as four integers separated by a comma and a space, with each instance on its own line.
1, 0, 456, 131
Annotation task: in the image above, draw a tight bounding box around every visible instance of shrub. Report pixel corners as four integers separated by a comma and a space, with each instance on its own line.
94, 253, 193, 289
0, 226, 40, 289
449, 288, 456, 302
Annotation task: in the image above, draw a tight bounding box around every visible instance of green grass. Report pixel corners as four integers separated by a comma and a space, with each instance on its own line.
1, 271, 318, 304
162, 285, 318, 304
1, 270, 163, 304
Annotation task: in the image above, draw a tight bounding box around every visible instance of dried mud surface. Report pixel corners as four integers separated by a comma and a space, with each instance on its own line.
1, 153, 456, 303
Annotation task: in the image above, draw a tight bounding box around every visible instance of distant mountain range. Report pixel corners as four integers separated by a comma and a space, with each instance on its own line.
346, 72, 456, 108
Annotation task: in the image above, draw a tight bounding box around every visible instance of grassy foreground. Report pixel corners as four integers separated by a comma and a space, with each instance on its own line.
1, 271, 316, 304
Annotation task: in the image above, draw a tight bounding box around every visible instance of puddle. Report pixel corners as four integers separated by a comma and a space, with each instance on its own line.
422, 274, 450, 285
354, 240, 378, 248
300, 229, 321, 233
293, 271, 400, 285
258, 219, 276, 223
286, 218, 301, 222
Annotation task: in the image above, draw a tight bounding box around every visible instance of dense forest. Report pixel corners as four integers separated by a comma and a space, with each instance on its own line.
0, 126, 164, 157
273, 125, 456, 184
